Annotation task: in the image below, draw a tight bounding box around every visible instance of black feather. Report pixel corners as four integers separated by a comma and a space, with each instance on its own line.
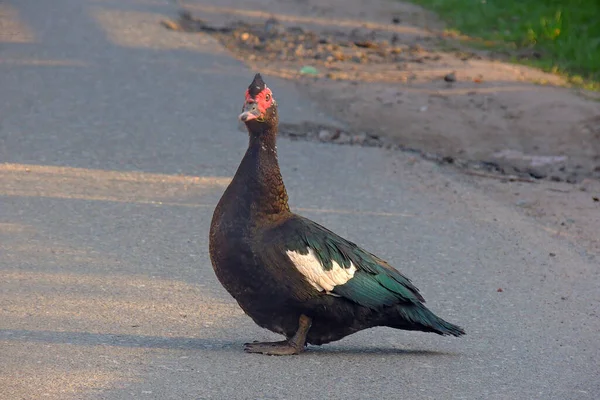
248, 73, 266, 98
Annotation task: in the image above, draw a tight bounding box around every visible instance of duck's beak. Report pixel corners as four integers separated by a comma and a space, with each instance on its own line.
239, 101, 262, 122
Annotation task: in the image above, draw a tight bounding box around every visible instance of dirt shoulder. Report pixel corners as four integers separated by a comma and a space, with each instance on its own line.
167, 0, 600, 256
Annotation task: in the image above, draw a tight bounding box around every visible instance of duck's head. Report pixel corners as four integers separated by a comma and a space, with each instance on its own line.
239, 73, 278, 131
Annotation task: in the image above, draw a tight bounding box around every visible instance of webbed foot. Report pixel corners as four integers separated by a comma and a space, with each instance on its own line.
243, 314, 312, 356
244, 340, 303, 355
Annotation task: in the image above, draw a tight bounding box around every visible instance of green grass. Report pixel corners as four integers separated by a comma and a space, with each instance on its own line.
409, 0, 600, 90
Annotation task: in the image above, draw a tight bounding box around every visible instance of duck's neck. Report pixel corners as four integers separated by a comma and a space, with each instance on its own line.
233, 127, 290, 218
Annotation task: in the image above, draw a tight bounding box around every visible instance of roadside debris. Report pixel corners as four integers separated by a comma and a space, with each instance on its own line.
300, 66, 319, 76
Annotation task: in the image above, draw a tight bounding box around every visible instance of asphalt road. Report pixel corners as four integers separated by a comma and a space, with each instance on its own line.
1, 0, 598, 399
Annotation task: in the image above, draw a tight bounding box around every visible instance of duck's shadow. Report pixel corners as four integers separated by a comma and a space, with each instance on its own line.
306, 346, 455, 357
0, 329, 456, 356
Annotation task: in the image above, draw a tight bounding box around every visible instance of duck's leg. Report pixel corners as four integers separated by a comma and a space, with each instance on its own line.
244, 314, 312, 355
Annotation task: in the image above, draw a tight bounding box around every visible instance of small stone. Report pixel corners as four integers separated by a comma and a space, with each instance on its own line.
409, 44, 423, 53
549, 252, 556, 257
161, 19, 180, 31
264, 17, 284, 35
352, 133, 368, 145
528, 169, 546, 179
333, 51, 345, 61
354, 41, 378, 49
287, 26, 304, 35
579, 178, 595, 192
335, 132, 351, 144
318, 129, 334, 141
444, 72, 456, 82
392, 17, 401, 24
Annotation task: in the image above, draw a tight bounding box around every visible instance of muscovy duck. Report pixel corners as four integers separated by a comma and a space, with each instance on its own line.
209, 74, 465, 355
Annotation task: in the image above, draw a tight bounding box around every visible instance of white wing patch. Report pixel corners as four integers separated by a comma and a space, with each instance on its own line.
286, 248, 356, 292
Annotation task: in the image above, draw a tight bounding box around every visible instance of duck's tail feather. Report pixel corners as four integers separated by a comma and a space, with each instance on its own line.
389, 303, 465, 337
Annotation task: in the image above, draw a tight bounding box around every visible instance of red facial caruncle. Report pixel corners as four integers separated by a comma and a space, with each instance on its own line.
246, 87, 273, 114
239, 86, 274, 122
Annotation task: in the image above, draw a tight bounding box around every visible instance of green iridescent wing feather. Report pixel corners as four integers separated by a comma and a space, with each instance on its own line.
280, 216, 425, 309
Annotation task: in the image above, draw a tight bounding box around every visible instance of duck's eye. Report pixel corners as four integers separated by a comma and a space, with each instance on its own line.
265, 94, 271, 101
